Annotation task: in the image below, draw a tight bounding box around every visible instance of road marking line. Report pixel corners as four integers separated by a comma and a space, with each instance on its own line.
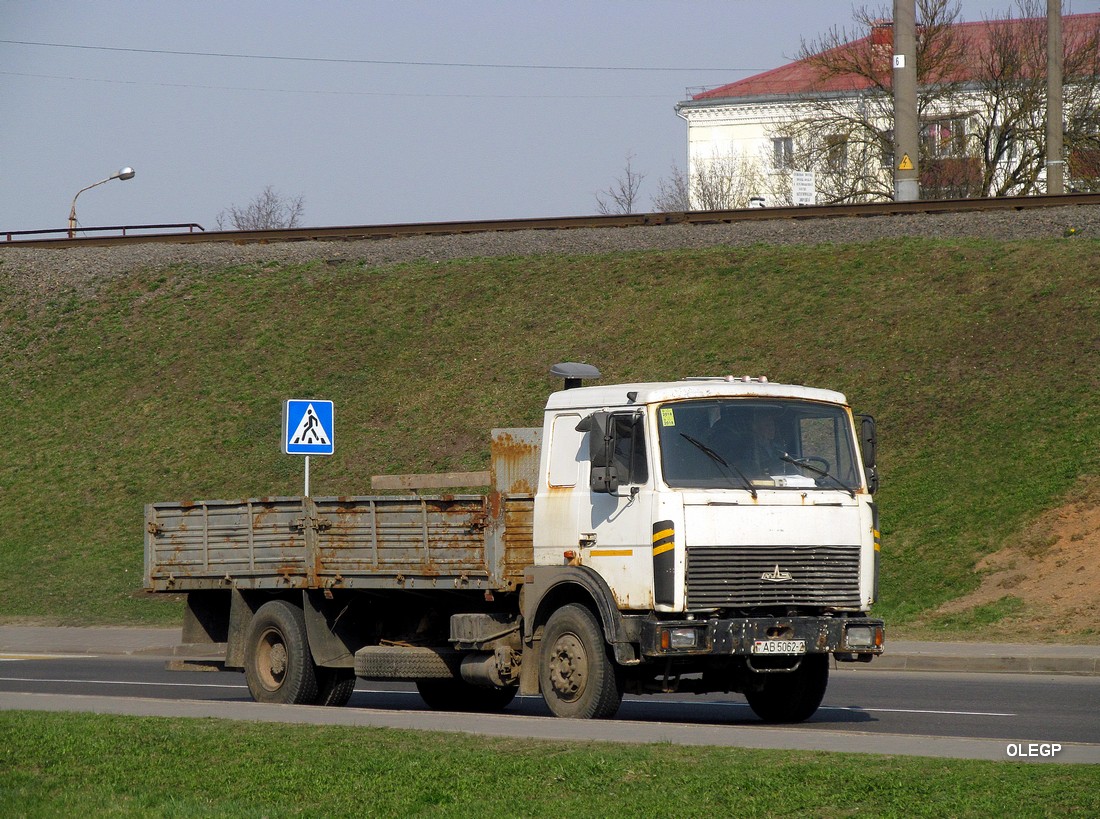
624, 699, 1016, 718
0, 679, 1017, 717
821, 705, 1016, 717
0, 676, 247, 690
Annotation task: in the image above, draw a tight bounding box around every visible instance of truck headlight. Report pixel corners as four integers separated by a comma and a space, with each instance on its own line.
845, 624, 883, 649
661, 627, 701, 650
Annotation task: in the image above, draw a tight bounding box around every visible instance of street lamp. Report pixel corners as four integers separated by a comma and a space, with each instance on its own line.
68, 166, 135, 237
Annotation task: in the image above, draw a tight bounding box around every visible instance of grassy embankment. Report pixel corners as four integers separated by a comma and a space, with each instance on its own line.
0, 237, 1097, 636
2, 711, 1098, 816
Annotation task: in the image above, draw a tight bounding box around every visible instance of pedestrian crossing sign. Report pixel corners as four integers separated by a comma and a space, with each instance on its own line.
283, 399, 334, 455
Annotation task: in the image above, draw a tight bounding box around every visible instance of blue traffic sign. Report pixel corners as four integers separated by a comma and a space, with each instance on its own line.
283, 399, 334, 455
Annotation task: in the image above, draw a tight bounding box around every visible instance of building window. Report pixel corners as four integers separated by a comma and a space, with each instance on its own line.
826, 134, 848, 171
772, 136, 794, 169
921, 117, 969, 158
880, 128, 895, 170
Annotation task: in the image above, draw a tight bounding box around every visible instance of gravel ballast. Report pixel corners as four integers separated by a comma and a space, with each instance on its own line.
1, 205, 1094, 299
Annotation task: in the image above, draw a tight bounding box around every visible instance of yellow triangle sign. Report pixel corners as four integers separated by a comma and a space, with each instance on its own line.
898, 153, 914, 171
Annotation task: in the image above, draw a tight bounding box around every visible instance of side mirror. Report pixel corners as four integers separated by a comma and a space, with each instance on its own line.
579, 411, 618, 494
858, 415, 878, 494
858, 415, 877, 467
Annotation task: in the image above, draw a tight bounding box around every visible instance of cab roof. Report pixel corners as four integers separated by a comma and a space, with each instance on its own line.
544, 377, 848, 412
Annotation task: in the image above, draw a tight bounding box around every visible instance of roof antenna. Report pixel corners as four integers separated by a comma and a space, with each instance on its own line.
550, 362, 601, 390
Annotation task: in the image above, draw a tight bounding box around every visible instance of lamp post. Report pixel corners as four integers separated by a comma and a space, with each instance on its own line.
68, 166, 135, 237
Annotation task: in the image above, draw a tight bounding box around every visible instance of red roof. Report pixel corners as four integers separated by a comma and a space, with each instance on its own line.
691, 12, 1100, 102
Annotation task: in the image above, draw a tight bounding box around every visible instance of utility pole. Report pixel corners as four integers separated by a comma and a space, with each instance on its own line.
1046, 0, 1064, 194
893, 0, 920, 201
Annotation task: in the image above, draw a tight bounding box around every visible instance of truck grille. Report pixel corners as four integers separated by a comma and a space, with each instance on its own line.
686, 543, 861, 609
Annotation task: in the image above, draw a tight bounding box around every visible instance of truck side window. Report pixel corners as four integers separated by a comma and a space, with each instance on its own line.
548, 414, 582, 487
611, 414, 648, 486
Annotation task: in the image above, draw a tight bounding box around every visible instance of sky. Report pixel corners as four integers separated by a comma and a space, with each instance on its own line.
1, 1, 1086, 234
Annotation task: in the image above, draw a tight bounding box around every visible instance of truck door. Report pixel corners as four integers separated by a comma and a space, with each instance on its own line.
582, 411, 656, 610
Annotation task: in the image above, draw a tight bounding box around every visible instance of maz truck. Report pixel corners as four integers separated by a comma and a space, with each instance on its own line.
145, 364, 884, 723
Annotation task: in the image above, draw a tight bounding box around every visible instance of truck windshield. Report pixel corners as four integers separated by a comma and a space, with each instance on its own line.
656, 399, 860, 491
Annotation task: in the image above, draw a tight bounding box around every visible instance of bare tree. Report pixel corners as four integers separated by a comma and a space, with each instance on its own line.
653, 152, 769, 212
652, 165, 691, 212
692, 150, 769, 210
966, 1, 1100, 196
595, 153, 645, 214
778, 0, 1100, 199
963, 2, 1049, 197
776, 0, 965, 202
216, 186, 305, 230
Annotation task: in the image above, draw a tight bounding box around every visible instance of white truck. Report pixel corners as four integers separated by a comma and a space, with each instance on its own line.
145, 364, 883, 723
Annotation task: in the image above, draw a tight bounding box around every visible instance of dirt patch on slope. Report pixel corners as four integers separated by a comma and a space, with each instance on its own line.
931, 479, 1100, 640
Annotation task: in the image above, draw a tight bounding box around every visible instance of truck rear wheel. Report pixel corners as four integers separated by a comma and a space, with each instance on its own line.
244, 600, 319, 705
416, 679, 517, 712
313, 667, 356, 707
744, 653, 829, 723
539, 603, 622, 720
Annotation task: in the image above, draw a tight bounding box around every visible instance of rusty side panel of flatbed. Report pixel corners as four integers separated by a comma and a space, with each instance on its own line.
144, 493, 535, 593
143, 428, 542, 594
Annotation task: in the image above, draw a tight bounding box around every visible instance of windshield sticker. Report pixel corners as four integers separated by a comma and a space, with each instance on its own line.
660, 408, 676, 427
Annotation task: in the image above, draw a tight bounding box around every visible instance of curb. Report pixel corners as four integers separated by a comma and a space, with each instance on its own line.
845, 640, 1100, 676
854, 653, 1100, 676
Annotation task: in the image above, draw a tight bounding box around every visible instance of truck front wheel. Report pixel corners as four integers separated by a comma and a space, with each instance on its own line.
743, 654, 829, 723
539, 603, 622, 719
244, 600, 319, 705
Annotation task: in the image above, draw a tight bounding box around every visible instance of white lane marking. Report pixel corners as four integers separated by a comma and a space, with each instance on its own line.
821, 705, 1016, 717
624, 699, 1016, 718
0, 654, 91, 661
0, 677, 1016, 717
0, 676, 248, 690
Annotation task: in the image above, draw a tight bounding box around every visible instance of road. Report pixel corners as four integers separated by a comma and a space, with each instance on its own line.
1, 654, 1097, 762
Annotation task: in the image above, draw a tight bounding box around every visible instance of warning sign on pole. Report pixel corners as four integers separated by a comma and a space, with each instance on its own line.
898, 154, 914, 171
283, 400, 334, 456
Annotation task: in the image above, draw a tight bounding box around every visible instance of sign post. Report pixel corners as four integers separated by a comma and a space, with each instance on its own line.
283, 399, 334, 497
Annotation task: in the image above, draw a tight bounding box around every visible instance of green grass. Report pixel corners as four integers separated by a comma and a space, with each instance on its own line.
0, 238, 1097, 632
2, 711, 1098, 817
923, 596, 1028, 633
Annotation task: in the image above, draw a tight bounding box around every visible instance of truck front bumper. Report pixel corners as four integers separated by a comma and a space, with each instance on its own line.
640, 615, 885, 661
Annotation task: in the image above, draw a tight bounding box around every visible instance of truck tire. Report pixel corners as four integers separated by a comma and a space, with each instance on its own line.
416, 679, 517, 712
313, 667, 356, 707
744, 654, 829, 723
539, 603, 622, 720
244, 600, 319, 705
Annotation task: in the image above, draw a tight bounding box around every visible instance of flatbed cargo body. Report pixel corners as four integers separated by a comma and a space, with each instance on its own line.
144, 494, 534, 593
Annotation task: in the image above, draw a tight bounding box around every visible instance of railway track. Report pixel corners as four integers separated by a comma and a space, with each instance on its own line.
6, 192, 1100, 249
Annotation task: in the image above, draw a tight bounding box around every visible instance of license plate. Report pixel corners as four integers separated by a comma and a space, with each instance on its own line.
752, 639, 807, 655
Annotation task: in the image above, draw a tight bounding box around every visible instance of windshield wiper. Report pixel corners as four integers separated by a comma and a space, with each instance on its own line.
680, 433, 757, 498
780, 454, 855, 498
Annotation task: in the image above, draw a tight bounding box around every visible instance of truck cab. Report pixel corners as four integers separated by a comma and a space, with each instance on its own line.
524, 368, 883, 722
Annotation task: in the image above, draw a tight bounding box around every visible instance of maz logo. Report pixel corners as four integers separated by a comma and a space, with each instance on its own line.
761, 565, 794, 582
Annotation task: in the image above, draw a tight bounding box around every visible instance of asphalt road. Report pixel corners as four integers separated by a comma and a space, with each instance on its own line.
1, 654, 1097, 763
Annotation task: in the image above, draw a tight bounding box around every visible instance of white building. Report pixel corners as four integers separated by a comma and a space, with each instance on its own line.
675, 13, 1100, 207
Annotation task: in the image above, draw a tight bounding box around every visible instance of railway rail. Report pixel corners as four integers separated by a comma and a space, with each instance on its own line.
5, 192, 1099, 249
